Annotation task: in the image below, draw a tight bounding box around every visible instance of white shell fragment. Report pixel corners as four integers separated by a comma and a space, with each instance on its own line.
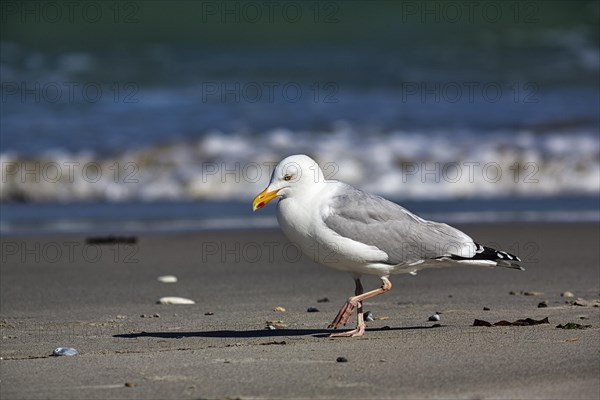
157, 296, 195, 305
53, 347, 79, 356
428, 313, 440, 322
157, 275, 178, 283
364, 311, 374, 322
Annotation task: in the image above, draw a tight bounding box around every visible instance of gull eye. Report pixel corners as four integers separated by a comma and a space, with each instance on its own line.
283, 175, 292, 181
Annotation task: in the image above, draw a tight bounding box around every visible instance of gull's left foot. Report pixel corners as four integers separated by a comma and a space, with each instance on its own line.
329, 323, 365, 337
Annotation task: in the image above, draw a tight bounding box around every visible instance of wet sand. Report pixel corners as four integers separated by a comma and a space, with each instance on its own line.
1, 223, 599, 399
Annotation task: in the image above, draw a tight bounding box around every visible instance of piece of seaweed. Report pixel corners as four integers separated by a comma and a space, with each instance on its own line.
473, 317, 549, 327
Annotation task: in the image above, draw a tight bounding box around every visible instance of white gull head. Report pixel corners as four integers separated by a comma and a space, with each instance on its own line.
252, 154, 326, 211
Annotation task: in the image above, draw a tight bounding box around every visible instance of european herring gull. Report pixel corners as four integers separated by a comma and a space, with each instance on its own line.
252, 154, 522, 337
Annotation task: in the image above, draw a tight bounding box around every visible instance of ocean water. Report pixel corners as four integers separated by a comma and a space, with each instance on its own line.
1, 197, 598, 235
1, 1, 599, 231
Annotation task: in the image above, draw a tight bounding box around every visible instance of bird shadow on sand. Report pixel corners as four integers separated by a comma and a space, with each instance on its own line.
114, 325, 438, 340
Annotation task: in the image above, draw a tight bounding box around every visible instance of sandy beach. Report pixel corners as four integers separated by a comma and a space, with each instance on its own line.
1, 223, 598, 399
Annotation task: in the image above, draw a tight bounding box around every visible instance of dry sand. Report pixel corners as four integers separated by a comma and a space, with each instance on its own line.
1, 223, 599, 399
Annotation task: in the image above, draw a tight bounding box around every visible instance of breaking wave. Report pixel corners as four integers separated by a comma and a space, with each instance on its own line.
1, 125, 598, 202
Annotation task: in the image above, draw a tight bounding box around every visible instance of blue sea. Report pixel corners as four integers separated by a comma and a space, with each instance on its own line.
0, 196, 598, 235
1, 1, 598, 233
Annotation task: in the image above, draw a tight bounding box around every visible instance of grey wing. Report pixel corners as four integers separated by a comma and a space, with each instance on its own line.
323, 185, 474, 265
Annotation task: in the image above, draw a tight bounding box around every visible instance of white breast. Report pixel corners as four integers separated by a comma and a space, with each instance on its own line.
276, 183, 388, 274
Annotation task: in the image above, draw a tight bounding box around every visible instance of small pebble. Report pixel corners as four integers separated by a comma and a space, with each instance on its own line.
317, 297, 330, 303
141, 314, 161, 318
483, 307, 490, 311
538, 301, 548, 308
509, 291, 517, 295
336, 357, 348, 363
125, 382, 137, 388
157, 275, 178, 283
266, 325, 276, 330
428, 313, 440, 322
364, 311, 374, 321
307, 307, 319, 313
116, 315, 126, 319
561, 291, 574, 298
274, 306, 286, 312
157, 297, 195, 305
52, 347, 78, 357
523, 291, 544, 296
204, 312, 214, 316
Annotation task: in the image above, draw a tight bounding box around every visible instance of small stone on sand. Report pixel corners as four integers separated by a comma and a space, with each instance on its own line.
52, 347, 78, 356
157, 297, 195, 305
428, 313, 440, 322
157, 275, 178, 283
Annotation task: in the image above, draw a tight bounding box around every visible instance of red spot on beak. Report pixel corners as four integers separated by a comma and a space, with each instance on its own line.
257, 202, 265, 209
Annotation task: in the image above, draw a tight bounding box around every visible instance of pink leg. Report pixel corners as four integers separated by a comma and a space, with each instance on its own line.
329, 277, 392, 338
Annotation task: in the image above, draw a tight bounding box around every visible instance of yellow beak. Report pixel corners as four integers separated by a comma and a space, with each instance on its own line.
252, 187, 280, 211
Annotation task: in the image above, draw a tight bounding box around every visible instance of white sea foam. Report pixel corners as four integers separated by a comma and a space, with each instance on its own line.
1, 127, 598, 203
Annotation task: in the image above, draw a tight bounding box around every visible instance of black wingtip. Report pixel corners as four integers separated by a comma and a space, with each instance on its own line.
448, 243, 524, 270
474, 243, 521, 263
